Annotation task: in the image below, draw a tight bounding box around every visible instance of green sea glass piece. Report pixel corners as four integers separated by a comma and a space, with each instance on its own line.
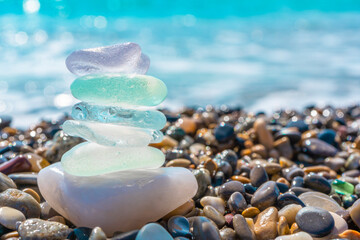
61, 142, 165, 176
331, 179, 354, 195
70, 74, 167, 106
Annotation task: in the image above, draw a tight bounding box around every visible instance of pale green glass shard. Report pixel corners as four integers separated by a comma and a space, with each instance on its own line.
71, 102, 166, 130
62, 120, 163, 147
70, 74, 167, 106
61, 142, 165, 176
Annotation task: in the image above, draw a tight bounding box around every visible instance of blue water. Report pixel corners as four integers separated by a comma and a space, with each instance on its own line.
0, 1, 360, 127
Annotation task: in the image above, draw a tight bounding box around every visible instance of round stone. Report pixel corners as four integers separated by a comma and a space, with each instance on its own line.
228, 192, 247, 213
251, 181, 280, 211
250, 165, 269, 188
277, 193, 305, 209
89, 227, 106, 240
218, 181, 245, 200
304, 173, 332, 194
233, 214, 254, 240
0, 207, 25, 230
295, 206, 335, 237
214, 123, 234, 143
200, 196, 225, 215
203, 205, 225, 228
301, 138, 337, 158
0, 172, 17, 192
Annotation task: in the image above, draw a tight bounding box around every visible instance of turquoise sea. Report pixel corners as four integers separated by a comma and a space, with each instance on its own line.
0, 0, 360, 127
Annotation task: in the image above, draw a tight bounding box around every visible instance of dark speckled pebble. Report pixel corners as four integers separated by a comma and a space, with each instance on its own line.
250, 165, 269, 188
304, 173, 332, 194
228, 192, 247, 213
277, 192, 305, 208
302, 138, 337, 158
190, 216, 221, 240
166, 126, 186, 141
296, 206, 335, 238
291, 176, 304, 188
251, 181, 280, 211
214, 150, 238, 172
283, 166, 305, 181
318, 129, 337, 146
274, 128, 301, 144
168, 216, 191, 238
218, 181, 245, 200
214, 123, 234, 143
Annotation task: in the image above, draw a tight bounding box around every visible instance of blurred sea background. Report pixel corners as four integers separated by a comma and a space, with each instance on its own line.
0, 0, 360, 128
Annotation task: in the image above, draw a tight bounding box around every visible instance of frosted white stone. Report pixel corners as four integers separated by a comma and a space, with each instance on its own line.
62, 120, 163, 147
38, 163, 198, 235
314, 212, 348, 240
275, 232, 313, 240
61, 142, 165, 176
65, 42, 150, 75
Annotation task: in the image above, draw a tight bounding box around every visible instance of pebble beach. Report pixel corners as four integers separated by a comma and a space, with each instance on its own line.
0, 104, 360, 239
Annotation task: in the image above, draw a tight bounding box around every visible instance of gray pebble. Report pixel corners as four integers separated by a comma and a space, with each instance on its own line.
18, 218, 72, 240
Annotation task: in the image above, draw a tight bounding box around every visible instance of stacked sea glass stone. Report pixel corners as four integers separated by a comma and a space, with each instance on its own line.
38, 43, 198, 235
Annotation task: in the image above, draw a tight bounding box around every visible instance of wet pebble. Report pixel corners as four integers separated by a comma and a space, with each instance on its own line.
200, 196, 225, 215
0, 172, 17, 192
218, 181, 244, 200
228, 192, 247, 213
251, 181, 280, 211
232, 214, 254, 240
304, 173, 332, 194
89, 227, 106, 240
254, 207, 278, 240
278, 204, 302, 225
219, 227, 236, 240
295, 206, 335, 237
250, 165, 268, 188
254, 118, 274, 150
301, 138, 337, 158
203, 205, 225, 228
191, 216, 221, 240
277, 193, 305, 208
274, 231, 313, 240
167, 216, 191, 238
214, 123, 234, 143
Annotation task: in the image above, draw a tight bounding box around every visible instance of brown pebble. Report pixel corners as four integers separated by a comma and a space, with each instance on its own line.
277, 216, 290, 236
290, 222, 300, 234
176, 117, 197, 134
48, 215, 66, 224
230, 175, 251, 184
163, 199, 194, 220
149, 135, 178, 149
245, 217, 255, 233
279, 157, 296, 168
276, 177, 290, 187
22, 188, 41, 203
203, 158, 218, 176
203, 205, 225, 228
254, 118, 274, 150
254, 207, 278, 240
303, 165, 331, 174
22, 153, 50, 172
274, 137, 293, 159
200, 196, 225, 215
278, 204, 302, 225
251, 144, 267, 158
165, 158, 191, 168
338, 229, 360, 240
1, 231, 19, 240
242, 207, 260, 218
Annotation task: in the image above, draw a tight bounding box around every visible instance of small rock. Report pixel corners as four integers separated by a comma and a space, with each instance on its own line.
233, 214, 255, 240
227, 192, 247, 213
242, 207, 260, 218
250, 165, 269, 188
254, 207, 278, 240
0, 207, 25, 230
301, 138, 337, 158
167, 216, 191, 238
218, 181, 245, 200
251, 181, 280, 211
295, 206, 334, 237
0, 172, 17, 192
191, 216, 221, 240
274, 231, 312, 240
200, 196, 225, 215
193, 168, 211, 200
304, 173, 332, 194
219, 227, 237, 240
278, 204, 302, 225
18, 219, 72, 240
254, 118, 274, 150
0, 189, 40, 218
89, 227, 106, 240
203, 205, 225, 228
